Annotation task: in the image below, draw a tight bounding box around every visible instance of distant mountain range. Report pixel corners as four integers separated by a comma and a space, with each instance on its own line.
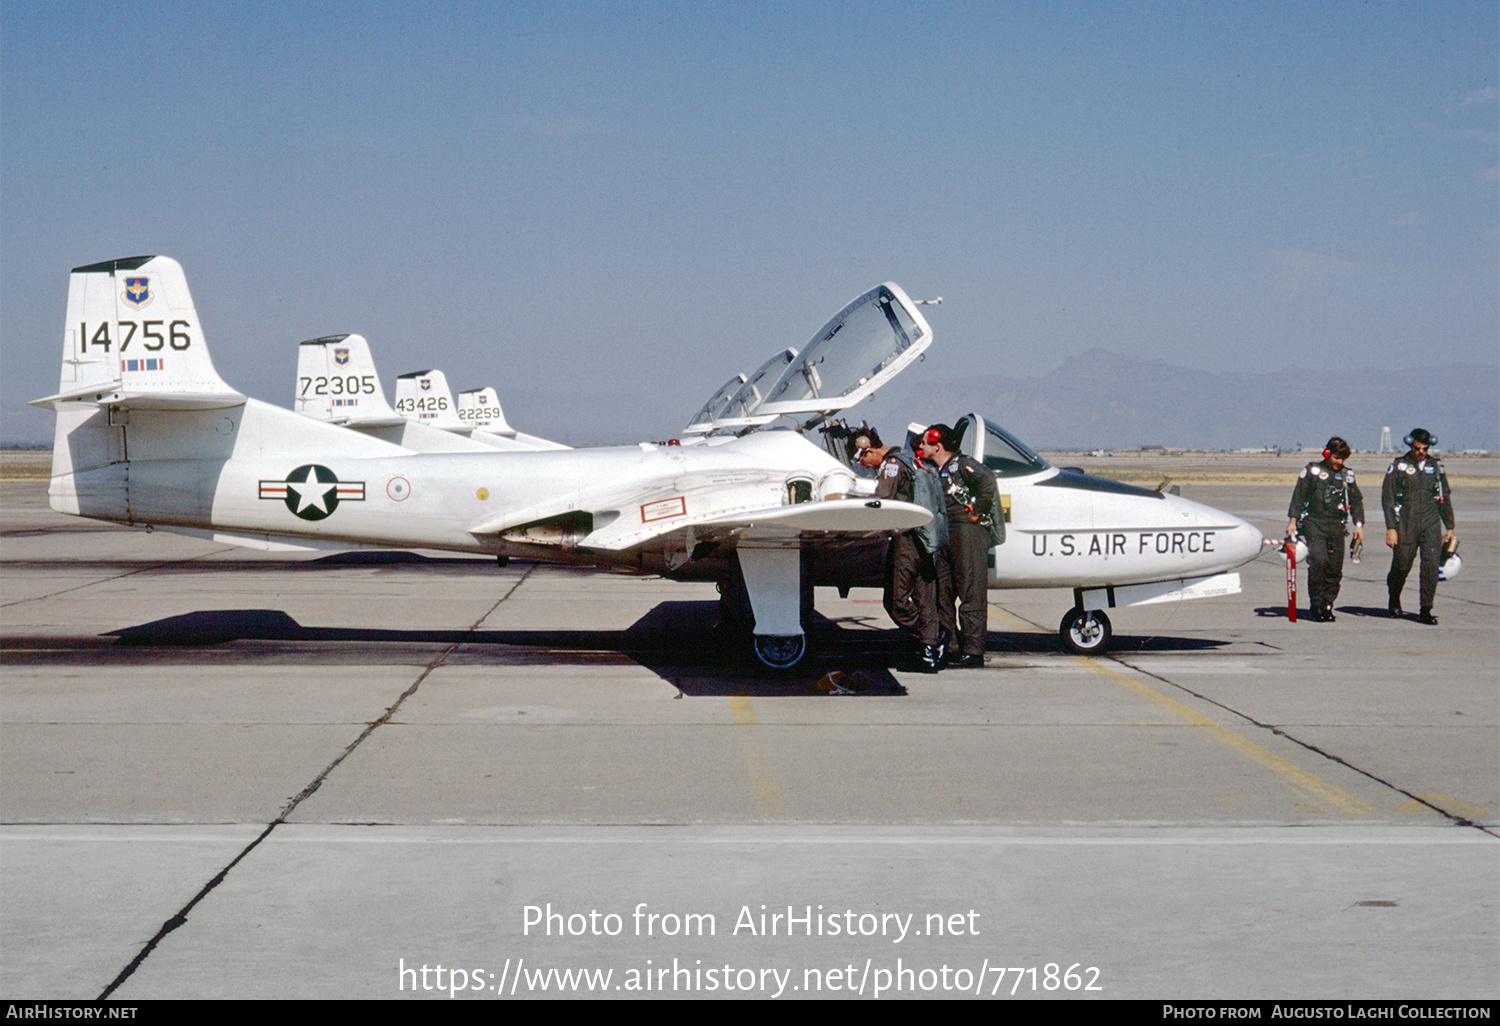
899, 349, 1500, 452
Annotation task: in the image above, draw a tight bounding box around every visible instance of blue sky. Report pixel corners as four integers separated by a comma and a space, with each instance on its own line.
3, 1, 1495, 444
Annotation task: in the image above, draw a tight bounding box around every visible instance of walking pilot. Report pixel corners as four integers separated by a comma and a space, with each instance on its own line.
1285, 436, 1364, 622
1382, 428, 1456, 624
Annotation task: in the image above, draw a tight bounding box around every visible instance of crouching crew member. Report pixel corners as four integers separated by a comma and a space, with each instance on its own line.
849, 427, 947, 671
1285, 436, 1365, 622
1382, 427, 1456, 624
919, 424, 1002, 669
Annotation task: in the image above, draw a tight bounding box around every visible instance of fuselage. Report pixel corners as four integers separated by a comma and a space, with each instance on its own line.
50, 399, 1261, 593
990, 466, 1263, 588
51, 403, 859, 571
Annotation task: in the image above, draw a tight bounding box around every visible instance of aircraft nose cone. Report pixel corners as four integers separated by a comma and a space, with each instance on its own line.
1220, 511, 1266, 568
1169, 493, 1264, 571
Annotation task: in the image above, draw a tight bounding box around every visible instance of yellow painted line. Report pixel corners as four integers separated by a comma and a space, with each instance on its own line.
730, 697, 785, 815
1074, 656, 1382, 817
1396, 796, 1489, 818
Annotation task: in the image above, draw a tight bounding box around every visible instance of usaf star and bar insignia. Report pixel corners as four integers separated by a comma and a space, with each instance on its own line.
259, 464, 365, 521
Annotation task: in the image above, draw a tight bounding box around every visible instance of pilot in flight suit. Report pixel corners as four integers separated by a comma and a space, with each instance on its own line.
1285, 436, 1365, 622
919, 424, 1002, 670
1382, 428, 1456, 624
849, 427, 947, 671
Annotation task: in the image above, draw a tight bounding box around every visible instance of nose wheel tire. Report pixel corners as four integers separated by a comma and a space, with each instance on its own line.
752, 634, 807, 670
1060, 608, 1112, 656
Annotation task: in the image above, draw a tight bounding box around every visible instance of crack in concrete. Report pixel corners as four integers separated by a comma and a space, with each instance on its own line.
96, 567, 533, 999
1110, 653, 1498, 839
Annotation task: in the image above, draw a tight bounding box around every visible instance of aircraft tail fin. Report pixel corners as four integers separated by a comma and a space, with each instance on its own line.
394, 369, 468, 432
32, 255, 244, 411
36, 257, 410, 520
294, 334, 406, 427
456, 385, 570, 451
457, 386, 515, 436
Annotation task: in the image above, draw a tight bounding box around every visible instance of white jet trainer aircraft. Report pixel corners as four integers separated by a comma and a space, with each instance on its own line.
35, 255, 1263, 667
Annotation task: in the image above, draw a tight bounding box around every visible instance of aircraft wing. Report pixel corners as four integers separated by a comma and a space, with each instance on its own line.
691, 497, 929, 537
587, 495, 929, 554
468, 486, 926, 554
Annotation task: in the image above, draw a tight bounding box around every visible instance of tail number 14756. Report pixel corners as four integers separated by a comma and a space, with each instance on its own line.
79, 320, 192, 352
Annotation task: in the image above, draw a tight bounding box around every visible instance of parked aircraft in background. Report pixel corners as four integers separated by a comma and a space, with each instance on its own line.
701, 348, 799, 434
34, 255, 1262, 666
394, 368, 569, 450
295, 334, 518, 453
296, 335, 566, 451
455, 386, 567, 450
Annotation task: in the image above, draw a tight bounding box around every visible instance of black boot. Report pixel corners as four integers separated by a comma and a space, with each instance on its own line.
1417, 608, 1437, 625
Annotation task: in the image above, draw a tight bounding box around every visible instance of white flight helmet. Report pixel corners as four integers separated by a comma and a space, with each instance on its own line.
1283, 537, 1308, 563
1439, 541, 1461, 582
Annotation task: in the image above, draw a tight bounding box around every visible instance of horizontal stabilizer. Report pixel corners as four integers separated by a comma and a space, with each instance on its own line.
31, 384, 245, 411
461, 387, 572, 450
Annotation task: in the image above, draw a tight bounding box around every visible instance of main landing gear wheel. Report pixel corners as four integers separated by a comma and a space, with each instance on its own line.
752, 634, 807, 670
1060, 608, 1112, 656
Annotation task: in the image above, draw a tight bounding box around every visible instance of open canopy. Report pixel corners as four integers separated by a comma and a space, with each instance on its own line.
682, 373, 747, 435
708, 283, 931, 432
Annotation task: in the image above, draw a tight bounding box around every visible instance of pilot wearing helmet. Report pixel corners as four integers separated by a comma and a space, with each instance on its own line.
1286, 436, 1365, 622
848, 425, 947, 672
1382, 428, 1456, 624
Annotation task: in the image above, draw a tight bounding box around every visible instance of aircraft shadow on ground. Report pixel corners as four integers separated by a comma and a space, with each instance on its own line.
91, 601, 1231, 695
1254, 604, 1394, 620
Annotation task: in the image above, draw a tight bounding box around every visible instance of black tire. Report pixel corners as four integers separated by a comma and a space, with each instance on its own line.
752, 634, 807, 670
1060, 608, 1112, 655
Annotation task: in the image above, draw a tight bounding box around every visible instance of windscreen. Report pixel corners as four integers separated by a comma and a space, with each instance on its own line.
957, 417, 1050, 477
